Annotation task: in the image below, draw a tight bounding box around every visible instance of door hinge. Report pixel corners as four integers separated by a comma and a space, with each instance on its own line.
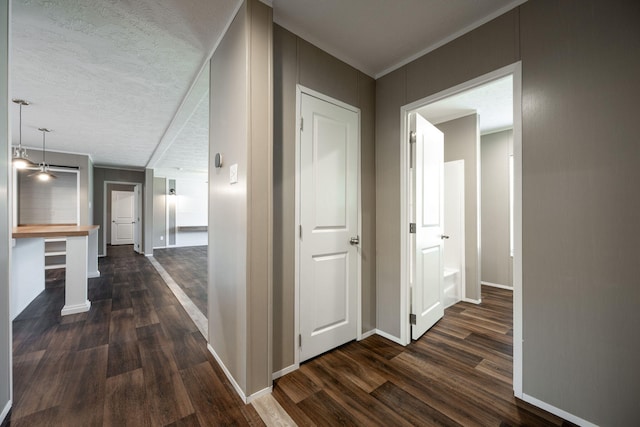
410, 314, 416, 325
299, 334, 302, 347
409, 223, 416, 234
409, 131, 416, 144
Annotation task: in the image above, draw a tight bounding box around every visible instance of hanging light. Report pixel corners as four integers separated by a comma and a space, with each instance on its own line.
11, 99, 36, 169
29, 128, 56, 181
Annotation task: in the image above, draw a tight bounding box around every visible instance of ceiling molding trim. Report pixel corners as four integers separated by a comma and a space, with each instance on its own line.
272, 18, 376, 77
22, 145, 94, 163
374, 0, 528, 79
94, 164, 146, 172
145, 0, 244, 169
481, 125, 514, 137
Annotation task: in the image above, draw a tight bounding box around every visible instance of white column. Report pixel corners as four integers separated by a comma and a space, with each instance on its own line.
61, 235, 91, 315
87, 229, 100, 278
10, 238, 45, 320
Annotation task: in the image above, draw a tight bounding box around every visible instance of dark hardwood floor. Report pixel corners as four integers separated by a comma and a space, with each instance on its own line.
4, 245, 262, 427
273, 286, 573, 427
153, 246, 208, 317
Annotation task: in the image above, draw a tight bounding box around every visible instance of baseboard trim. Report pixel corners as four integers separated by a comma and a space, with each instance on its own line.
462, 297, 481, 305
207, 344, 248, 403
359, 329, 376, 340
88, 270, 101, 279
1, 400, 11, 423
246, 386, 273, 404
522, 393, 596, 427
272, 364, 298, 380
482, 281, 513, 290
375, 329, 404, 345
61, 300, 91, 316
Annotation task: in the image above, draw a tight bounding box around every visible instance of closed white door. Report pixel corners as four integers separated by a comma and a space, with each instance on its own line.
299, 92, 359, 362
411, 113, 445, 340
111, 190, 135, 245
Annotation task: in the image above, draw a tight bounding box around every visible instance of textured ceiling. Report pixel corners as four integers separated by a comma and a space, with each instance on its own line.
417, 75, 513, 134
11, 0, 239, 168
10, 0, 524, 173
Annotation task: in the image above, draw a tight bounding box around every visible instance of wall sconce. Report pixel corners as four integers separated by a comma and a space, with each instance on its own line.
169, 188, 176, 196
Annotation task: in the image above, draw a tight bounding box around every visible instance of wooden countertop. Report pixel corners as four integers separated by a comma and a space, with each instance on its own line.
13, 225, 100, 238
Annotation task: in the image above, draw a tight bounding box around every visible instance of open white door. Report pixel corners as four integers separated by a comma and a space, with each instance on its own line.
111, 190, 135, 245
411, 113, 445, 340
299, 92, 359, 362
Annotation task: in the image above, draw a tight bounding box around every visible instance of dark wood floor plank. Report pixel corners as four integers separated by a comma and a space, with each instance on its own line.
8, 245, 263, 427
179, 361, 255, 427
273, 286, 568, 427
153, 246, 208, 316
371, 381, 462, 427
103, 368, 152, 427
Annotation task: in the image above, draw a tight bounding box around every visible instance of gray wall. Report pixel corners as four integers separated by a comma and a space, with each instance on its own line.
93, 167, 146, 256
481, 129, 512, 287
438, 114, 481, 301
208, 0, 272, 397
0, 0, 10, 418
376, 2, 640, 424
273, 24, 376, 373
153, 177, 166, 248
106, 183, 135, 244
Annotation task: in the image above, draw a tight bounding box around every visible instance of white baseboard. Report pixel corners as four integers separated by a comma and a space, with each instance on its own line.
272, 363, 298, 380
61, 300, 91, 316
375, 329, 404, 345
207, 344, 248, 403
1, 400, 11, 423
462, 297, 481, 305
522, 393, 596, 427
482, 281, 513, 290
246, 386, 273, 404
88, 270, 100, 279
359, 329, 376, 340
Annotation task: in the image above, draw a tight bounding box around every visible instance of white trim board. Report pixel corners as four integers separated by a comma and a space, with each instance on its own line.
399, 63, 523, 398
272, 364, 298, 380
481, 281, 513, 290
522, 394, 597, 427
374, 329, 404, 346
207, 344, 273, 404
1, 401, 11, 424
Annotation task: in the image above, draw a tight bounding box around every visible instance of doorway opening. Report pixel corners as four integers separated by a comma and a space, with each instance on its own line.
103, 181, 143, 256
400, 62, 523, 397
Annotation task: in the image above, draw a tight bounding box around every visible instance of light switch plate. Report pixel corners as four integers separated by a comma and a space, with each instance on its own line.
230, 163, 238, 184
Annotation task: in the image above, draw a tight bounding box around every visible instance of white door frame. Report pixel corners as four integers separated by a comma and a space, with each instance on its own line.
103, 180, 143, 256
294, 85, 362, 367
399, 62, 523, 397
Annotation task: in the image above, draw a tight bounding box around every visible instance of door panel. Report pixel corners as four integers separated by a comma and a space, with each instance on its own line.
412, 113, 445, 340
300, 93, 358, 362
111, 190, 135, 245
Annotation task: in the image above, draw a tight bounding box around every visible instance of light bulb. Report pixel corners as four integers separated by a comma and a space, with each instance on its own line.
37, 172, 50, 181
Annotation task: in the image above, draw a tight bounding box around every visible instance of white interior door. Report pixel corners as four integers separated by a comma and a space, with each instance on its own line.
111, 190, 135, 245
133, 185, 142, 253
299, 92, 359, 362
411, 113, 445, 340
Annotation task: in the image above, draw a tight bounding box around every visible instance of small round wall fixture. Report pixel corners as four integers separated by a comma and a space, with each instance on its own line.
214, 153, 223, 168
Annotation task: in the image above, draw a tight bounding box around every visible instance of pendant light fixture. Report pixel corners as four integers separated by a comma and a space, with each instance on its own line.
11, 99, 36, 169
30, 128, 57, 181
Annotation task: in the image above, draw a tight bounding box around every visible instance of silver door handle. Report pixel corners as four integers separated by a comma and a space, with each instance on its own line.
350, 236, 360, 245
441, 235, 450, 239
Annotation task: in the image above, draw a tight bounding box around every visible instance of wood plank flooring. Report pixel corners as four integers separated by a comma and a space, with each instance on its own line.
4, 245, 262, 427
273, 286, 574, 427
152, 246, 207, 316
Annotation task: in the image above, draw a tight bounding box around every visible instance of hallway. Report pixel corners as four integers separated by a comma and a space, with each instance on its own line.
5, 246, 262, 426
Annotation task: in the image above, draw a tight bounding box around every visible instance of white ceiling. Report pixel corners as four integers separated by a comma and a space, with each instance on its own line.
417, 75, 513, 134
10, 0, 524, 173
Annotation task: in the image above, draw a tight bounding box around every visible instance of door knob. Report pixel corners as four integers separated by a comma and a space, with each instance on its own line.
441, 235, 450, 239
350, 236, 360, 245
